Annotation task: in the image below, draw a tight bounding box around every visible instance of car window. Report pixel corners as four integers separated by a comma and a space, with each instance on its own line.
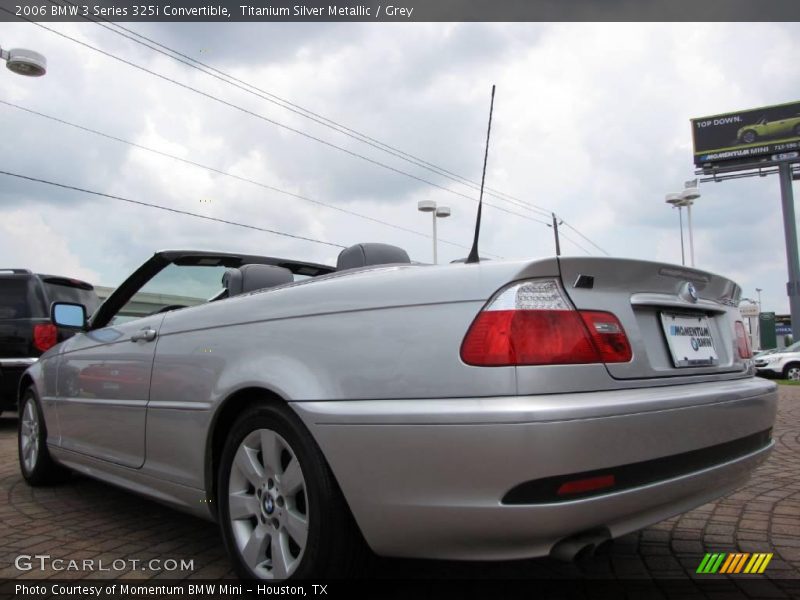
0, 278, 45, 319
783, 341, 800, 352
42, 280, 100, 316
113, 264, 227, 324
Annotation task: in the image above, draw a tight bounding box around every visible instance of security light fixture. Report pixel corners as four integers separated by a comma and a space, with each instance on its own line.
1, 46, 47, 77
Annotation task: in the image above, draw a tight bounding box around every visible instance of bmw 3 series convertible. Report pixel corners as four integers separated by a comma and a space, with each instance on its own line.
17, 244, 776, 579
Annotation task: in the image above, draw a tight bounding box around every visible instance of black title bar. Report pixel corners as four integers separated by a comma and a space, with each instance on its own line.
3, 0, 800, 22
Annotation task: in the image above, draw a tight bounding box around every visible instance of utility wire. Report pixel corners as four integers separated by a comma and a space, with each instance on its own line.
91, 16, 610, 256
561, 221, 609, 256
5, 11, 552, 232
0, 98, 495, 256
0, 170, 346, 249
51, 0, 554, 219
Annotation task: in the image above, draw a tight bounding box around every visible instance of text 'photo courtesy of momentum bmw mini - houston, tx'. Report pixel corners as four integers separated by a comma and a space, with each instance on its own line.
0, 2, 798, 597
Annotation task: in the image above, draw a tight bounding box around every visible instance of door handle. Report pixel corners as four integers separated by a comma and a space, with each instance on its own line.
130, 328, 157, 343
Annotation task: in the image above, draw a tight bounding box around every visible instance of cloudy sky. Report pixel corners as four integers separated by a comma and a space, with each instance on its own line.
0, 21, 798, 312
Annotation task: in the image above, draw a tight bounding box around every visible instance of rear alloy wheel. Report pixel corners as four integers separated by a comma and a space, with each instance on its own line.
783, 364, 800, 381
18, 389, 70, 485
741, 130, 757, 144
218, 404, 367, 580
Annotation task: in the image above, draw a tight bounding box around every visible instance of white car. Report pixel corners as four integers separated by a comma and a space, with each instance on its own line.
754, 341, 800, 380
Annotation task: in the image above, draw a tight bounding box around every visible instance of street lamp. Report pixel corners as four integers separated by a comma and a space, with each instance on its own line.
755, 288, 763, 312
665, 186, 701, 267
0, 45, 47, 77
665, 193, 686, 266
681, 186, 700, 267
417, 200, 451, 264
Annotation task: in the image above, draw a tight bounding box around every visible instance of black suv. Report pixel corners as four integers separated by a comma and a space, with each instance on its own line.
0, 269, 100, 415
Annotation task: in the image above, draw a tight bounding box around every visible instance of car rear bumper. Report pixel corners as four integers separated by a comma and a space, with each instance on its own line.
292, 376, 777, 560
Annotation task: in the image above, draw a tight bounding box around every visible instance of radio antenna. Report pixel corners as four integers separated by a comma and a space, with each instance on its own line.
465, 85, 496, 264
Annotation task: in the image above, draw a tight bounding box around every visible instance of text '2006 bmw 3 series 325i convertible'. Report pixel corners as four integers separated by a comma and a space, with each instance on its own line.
17, 244, 775, 580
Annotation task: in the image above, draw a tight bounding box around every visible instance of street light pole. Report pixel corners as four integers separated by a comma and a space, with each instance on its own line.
665, 193, 686, 266
417, 201, 451, 264
431, 210, 438, 265
755, 288, 763, 312
681, 186, 700, 267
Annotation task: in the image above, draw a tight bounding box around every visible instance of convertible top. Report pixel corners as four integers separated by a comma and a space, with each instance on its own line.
90, 250, 335, 330
158, 250, 334, 277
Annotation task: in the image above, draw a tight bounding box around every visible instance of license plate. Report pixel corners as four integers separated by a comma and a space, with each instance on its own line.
660, 313, 718, 367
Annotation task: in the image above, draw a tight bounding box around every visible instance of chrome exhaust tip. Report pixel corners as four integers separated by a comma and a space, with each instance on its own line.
549, 528, 611, 562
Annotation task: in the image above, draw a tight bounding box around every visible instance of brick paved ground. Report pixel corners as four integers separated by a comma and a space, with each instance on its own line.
0, 386, 798, 591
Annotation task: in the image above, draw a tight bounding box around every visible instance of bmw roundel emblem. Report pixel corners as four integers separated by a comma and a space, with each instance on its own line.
680, 281, 699, 303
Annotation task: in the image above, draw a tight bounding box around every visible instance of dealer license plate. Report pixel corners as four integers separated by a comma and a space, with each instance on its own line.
660, 312, 718, 367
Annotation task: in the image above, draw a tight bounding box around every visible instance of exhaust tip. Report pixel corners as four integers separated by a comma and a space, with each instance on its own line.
549, 527, 611, 562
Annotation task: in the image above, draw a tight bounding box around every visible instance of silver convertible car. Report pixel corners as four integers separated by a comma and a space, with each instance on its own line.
18, 244, 776, 579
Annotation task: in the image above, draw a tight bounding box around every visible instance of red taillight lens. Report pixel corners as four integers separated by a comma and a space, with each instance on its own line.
580, 311, 633, 363
734, 320, 752, 359
33, 323, 58, 352
460, 279, 632, 367
461, 310, 601, 366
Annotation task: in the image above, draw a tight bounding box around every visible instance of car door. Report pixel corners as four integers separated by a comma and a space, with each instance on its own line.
55, 313, 165, 468
766, 117, 789, 137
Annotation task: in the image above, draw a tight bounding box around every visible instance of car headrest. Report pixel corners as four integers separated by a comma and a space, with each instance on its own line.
336, 243, 411, 271
222, 264, 294, 296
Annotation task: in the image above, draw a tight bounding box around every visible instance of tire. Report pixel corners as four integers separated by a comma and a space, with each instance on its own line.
217, 402, 368, 580
783, 363, 800, 381
741, 130, 757, 144
18, 388, 70, 485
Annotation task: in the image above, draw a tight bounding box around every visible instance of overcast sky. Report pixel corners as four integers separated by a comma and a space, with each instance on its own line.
0, 22, 798, 313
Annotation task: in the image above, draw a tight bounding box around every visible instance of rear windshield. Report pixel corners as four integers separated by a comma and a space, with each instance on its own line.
43, 280, 100, 316
0, 277, 45, 319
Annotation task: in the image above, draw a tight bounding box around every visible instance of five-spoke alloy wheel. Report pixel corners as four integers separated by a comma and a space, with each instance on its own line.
19, 394, 40, 474
228, 429, 309, 579
218, 402, 367, 580
18, 388, 70, 485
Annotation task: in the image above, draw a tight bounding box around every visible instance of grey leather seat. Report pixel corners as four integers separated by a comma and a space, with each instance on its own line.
222, 264, 294, 297
336, 243, 411, 271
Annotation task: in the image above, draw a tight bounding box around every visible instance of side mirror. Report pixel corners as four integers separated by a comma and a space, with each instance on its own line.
51, 302, 87, 330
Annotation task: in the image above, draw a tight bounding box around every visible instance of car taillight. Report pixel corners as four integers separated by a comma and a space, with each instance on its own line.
33, 323, 58, 352
461, 279, 632, 366
734, 320, 752, 359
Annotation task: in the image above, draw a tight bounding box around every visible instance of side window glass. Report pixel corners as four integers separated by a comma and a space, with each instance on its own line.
112, 264, 227, 325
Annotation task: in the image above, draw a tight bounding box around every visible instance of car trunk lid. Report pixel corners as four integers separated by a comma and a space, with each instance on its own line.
557, 257, 747, 380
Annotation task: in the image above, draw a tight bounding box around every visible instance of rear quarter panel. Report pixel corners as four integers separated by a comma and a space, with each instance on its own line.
144, 260, 561, 488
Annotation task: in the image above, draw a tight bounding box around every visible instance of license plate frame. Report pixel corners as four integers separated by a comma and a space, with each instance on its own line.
659, 312, 719, 368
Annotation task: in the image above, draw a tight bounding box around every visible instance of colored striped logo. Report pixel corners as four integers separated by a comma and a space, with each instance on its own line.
696, 552, 773, 574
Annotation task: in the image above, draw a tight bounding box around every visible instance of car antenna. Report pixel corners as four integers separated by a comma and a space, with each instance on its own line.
465, 84, 496, 264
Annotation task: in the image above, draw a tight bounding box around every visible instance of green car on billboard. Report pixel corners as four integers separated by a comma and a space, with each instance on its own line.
737, 114, 800, 144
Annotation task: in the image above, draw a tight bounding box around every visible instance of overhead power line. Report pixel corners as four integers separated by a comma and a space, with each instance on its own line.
78, 13, 608, 256
0, 170, 346, 249
52, 0, 554, 219
0, 98, 496, 256
4, 12, 553, 234
561, 221, 608, 256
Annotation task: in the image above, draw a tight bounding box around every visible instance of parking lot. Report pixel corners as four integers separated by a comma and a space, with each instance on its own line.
0, 386, 798, 592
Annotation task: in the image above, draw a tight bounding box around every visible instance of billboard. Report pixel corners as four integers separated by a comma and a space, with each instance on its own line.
691, 101, 800, 167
